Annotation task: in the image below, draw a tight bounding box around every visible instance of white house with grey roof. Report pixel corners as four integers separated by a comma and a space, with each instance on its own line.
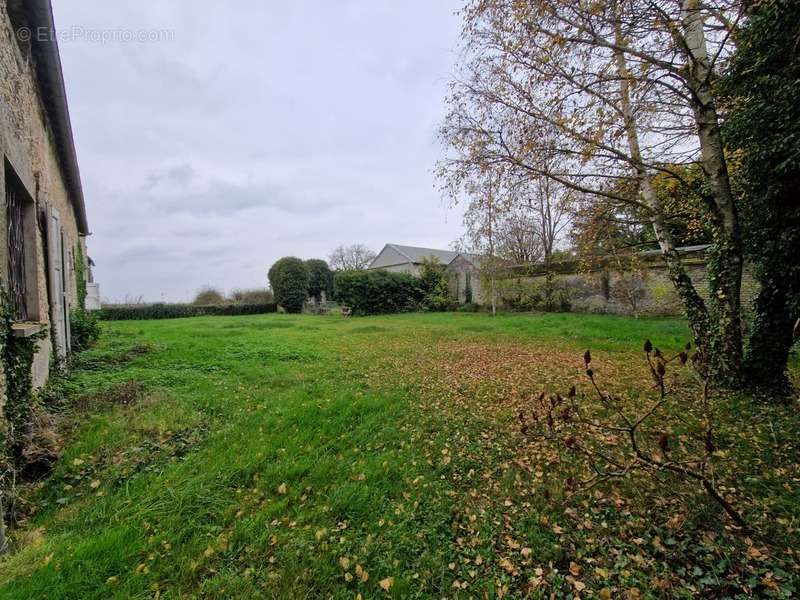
368, 244, 485, 304
368, 244, 461, 276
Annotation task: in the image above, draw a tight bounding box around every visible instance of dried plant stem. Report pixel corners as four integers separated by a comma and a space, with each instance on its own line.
523, 345, 750, 531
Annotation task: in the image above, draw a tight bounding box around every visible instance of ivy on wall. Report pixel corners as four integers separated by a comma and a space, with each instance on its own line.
73, 242, 87, 311
70, 243, 100, 352
0, 284, 45, 554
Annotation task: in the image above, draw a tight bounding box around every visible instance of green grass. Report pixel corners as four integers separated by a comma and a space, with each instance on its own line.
0, 312, 796, 599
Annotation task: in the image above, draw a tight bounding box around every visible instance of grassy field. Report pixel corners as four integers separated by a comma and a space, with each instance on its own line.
0, 312, 797, 599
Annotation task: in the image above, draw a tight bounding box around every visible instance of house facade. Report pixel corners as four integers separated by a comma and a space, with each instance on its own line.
1, 0, 92, 388
369, 244, 484, 304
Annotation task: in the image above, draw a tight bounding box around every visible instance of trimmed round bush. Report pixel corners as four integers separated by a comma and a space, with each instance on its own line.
306, 259, 334, 301
268, 257, 310, 313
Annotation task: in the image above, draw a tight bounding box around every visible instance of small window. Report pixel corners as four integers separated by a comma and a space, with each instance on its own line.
4, 160, 39, 321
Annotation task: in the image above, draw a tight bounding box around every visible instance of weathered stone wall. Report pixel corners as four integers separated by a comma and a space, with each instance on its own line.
495, 259, 759, 317
0, 2, 84, 389
446, 255, 484, 305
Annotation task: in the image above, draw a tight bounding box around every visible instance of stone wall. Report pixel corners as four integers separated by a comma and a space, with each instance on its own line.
445, 255, 484, 305
494, 256, 759, 317
0, 2, 85, 389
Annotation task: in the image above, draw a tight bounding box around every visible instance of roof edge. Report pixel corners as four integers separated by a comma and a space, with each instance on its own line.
24, 0, 89, 234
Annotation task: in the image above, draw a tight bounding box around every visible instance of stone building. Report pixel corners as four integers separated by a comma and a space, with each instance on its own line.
1, 0, 92, 387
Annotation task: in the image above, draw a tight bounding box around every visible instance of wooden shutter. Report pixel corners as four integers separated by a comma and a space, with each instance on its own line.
46, 206, 68, 359
62, 228, 71, 353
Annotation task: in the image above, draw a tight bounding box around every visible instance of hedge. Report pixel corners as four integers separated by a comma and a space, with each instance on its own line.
334, 270, 424, 315
98, 303, 277, 321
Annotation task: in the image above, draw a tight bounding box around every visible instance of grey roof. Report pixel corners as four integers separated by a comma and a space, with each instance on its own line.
447, 252, 483, 268
386, 244, 460, 265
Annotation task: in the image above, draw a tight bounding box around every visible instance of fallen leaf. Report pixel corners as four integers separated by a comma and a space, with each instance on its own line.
499, 558, 515, 574
379, 576, 394, 591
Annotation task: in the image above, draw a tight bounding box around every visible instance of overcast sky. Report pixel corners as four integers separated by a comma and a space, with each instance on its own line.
52, 1, 465, 302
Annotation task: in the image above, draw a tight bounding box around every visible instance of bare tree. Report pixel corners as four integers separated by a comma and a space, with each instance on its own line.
523, 175, 572, 267
328, 244, 376, 271
495, 206, 543, 265
439, 0, 745, 385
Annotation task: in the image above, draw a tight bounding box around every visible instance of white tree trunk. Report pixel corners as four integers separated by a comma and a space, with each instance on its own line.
612, 11, 714, 356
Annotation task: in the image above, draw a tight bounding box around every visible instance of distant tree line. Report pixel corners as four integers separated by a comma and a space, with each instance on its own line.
192, 286, 274, 306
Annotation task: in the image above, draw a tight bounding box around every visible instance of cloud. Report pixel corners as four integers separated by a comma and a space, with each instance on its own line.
136, 164, 333, 216
54, 1, 465, 301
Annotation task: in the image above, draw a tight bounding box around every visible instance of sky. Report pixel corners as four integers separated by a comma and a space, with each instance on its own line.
52, 1, 466, 303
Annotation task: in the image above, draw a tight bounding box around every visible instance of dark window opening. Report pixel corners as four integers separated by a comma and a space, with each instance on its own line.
4, 161, 37, 321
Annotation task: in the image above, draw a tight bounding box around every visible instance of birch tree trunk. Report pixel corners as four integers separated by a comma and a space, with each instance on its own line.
488, 195, 497, 317
680, 0, 744, 383
613, 13, 715, 362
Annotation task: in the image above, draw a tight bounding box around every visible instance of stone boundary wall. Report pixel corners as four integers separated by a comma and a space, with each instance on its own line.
495, 252, 759, 317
